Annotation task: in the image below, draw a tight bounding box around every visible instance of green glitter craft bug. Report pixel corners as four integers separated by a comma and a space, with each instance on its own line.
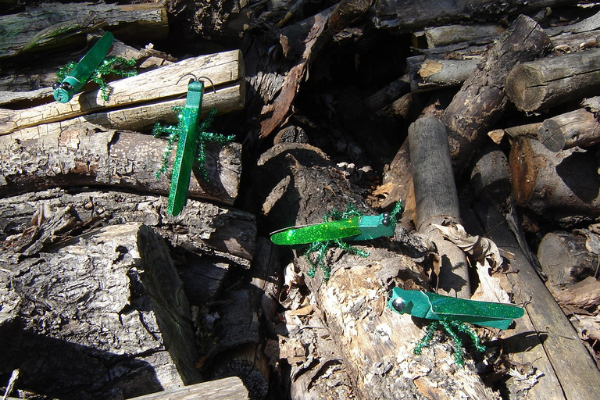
388, 288, 524, 365
271, 202, 404, 280
53, 31, 137, 103
154, 75, 235, 216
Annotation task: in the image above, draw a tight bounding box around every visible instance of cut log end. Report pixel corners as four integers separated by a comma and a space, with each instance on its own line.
506, 64, 546, 112
537, 119, 566, 152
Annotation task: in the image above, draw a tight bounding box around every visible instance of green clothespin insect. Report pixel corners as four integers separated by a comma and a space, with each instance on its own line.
53, 31, 137, 103
388, 287, 524, 365
154, 75, 235, 216
271, 202, 403, 280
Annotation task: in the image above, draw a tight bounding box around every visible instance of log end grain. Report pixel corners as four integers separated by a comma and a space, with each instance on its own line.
506, 64, 546, 112
537, 119, 566, 152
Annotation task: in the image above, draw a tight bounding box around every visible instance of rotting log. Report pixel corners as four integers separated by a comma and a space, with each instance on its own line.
537, 107, 600, 152
472, 202, 600, 400
0, 189, 256, 269
0, 49, 245, 135
0, 127, 242, 206
372, 0, 575, 32
0, 2, 168, 58
506, 48, 600, 112
537, 231, 600, 288
128, 376, 249, 400
0, 223, 201, 399
408, 116, 470, 297
442, 14, 552, 173
509, 136, 600, 223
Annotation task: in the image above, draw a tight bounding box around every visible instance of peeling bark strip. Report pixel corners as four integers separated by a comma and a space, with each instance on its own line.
1, 223, 201, 399
0, 50, 245, 135
0, 128, 242, 205
0, 2, 168, 58
506, 48, 600, 112
442, 14, 552, 172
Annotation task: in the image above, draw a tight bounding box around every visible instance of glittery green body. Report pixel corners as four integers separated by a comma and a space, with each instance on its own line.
154, 79, 235, 216
270, 217, 362, 245
53, 31, 114, 103
388, 288, 524, 329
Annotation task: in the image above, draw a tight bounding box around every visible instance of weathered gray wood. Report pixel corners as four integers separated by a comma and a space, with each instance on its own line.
0, 50, 244, 135
537, 231, 600, 287
537, 107, 600, 151
469, 142, 512, 202
506, 48, 600, 112
0, 2, 168, 58
0, 127, 241, 206
473, 202, 600, 400
408, 56, 480, 92
509, 136, 600, 223
372, 0, 574, 32
0, 223, 201, 399
128, 377, 249, 400
412, 24, 505, 49
0, 189, 256, 268
408, 116, 470, 297
442, 15, 552, 172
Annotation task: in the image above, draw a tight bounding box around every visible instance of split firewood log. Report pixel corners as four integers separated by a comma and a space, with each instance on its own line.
509, 136, 600, 224
0, 49, 245, 136
471, 202, 600, 400
0, 223, 201, 399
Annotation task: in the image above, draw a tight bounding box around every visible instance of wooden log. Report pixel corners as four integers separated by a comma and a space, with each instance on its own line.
363, 75, 410, 113
372, 0, 574, 32
537, 231, 600, 287
472, 202, 600, 400
128, 377, 249, 400
469, 142, 512, 202
0, 49, 245, 135
555, 277, 600, 312
537, 107, 600, 151
0, 127, 242, 205
506, 48, 600, 112
412, 24, 505, 49
442, 14, 551, 172
0, 189, 256, 268
0, 223, 201, 399
0, 2, 168, 58
409, 116, 470, 297
509, 136, 600, 222
408, 56, 481, 92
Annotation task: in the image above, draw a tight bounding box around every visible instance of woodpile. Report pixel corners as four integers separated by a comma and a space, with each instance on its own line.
2, 1, 600, 399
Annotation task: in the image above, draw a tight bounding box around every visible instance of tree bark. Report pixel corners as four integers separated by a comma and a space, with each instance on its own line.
506, 48, 600, 112
0, 50, 245, 135
509, 136, 600, 223
408, 57, 480, 92
0, 223, 201, 399
0, 127, 242, 206
442, 14, 552, 172
0, 2, 168, 58
412, 23, 505, 49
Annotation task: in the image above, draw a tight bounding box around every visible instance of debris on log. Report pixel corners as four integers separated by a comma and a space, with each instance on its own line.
0, 223, 201, 399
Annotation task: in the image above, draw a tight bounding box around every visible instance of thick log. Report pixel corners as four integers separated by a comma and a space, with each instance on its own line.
537, 231, 600, 287
412, 24, 505, 49
509, 136, 600, 222
442, 14, 551, 172
409, 117, 469, 297
506, 48, 600, 112
0, 2, 168, 58
472, 202, 600, 400
0, 127, 242, 206
0, 50, 245, 135
0, 189, 256, 268
128, 377, 248, 400
0, 223, 201, 399
372, 0, 574, 32
555, 277, 600, 312
537, 107, 600, 151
